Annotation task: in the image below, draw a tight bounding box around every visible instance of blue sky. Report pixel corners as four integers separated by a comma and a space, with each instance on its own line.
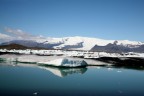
0, 0, 144, 41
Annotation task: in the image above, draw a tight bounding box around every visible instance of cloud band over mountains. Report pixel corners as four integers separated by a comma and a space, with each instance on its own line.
5, 27, 33, 39
0, 27, 46, 43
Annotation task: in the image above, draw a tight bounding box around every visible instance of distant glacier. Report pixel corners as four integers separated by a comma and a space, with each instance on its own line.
1, 36, 144, 52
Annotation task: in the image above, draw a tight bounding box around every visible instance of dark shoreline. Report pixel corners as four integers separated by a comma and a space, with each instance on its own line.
95, 57, 144, 70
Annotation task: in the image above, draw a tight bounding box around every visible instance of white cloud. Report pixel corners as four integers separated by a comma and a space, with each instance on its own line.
3, 27, 48, 42
0, 27, 47, 43
0, 33, 11, 39
0, 33, 13, 43
5, 27, 32, 39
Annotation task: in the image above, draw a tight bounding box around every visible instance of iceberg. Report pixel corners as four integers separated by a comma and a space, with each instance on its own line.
38, 58, 88, 67
0, 54, 109, 67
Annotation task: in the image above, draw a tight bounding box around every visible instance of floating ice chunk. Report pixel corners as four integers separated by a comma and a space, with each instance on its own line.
108, 68, 113, 71
33, 92, 38, 95
38, 58, 87, 67
117, 70, 122, 73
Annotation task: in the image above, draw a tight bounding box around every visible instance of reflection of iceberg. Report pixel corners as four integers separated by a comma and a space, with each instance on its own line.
0, 62, 87, 77
40, 66, 87, 77
38, 58, 87, 67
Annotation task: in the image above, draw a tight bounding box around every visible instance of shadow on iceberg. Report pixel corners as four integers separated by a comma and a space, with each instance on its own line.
39, 65, 87, 77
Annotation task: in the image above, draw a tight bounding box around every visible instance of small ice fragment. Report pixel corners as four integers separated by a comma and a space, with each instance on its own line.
117, 70, 122, 73
33, 92, 38, 95
108, 68, 113, 71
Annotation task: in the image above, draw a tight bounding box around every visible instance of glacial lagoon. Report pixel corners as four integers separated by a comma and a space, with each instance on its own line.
0, 62, 144, 96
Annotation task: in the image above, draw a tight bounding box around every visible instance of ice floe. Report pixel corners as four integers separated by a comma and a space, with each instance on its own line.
38, 58, 87, 67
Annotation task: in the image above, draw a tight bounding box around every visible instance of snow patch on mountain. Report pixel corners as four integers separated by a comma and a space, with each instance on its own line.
114, 40, 143, 47
52, 36, 115, 50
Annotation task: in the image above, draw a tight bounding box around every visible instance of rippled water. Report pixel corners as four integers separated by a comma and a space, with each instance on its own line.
0, 62, 144, 96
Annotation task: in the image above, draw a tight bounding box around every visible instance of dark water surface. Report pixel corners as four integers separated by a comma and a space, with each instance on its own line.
0, 62, 144, 96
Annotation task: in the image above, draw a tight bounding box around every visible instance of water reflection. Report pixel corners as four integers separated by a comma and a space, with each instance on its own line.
110, 65, 144, 71
39, 66, 87, 77
0, 61, 144, 79
0, 62, 87, 77
1, 62, 144, 96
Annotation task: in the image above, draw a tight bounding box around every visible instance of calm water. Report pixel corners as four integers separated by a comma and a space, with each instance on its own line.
0, 62, 144, 96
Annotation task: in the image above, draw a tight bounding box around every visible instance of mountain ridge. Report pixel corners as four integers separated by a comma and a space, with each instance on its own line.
0, 36, 144, 52
0, 43, 50, 50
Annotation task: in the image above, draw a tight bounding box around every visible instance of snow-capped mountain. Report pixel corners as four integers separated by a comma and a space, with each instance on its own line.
1, 36, 144, 52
